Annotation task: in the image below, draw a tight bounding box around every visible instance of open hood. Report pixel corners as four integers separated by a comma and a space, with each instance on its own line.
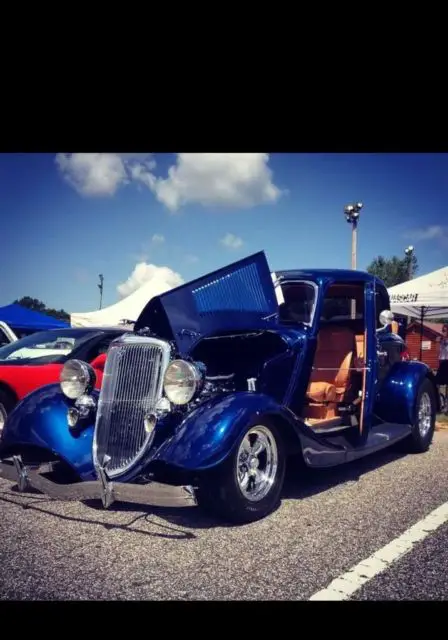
134, 251, 279, 355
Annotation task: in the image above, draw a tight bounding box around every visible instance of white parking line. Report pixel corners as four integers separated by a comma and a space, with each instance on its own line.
309, 501, 448, 600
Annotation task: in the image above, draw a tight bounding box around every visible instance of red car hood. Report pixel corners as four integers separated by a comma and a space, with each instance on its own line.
0, 362, 104, 401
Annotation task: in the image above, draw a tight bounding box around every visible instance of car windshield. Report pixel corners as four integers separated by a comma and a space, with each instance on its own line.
278, 281, 316, 325
0, 328, 97, 364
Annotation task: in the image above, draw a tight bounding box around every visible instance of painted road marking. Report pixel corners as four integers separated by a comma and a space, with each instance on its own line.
309, 501, 448, 600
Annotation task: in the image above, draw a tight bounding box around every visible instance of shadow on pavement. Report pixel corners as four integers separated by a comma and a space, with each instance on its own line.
282, 446, 407, 500
0, 488, 197, 540
0, 445, 407, 534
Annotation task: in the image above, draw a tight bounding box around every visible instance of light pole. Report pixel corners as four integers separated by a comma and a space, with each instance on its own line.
344, 202, 363, 270
98, 274, 104, 310
404, 245, 414, 280
344, 202, 363, 319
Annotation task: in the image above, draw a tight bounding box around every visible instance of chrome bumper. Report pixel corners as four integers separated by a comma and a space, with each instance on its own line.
0, 456, 197, 509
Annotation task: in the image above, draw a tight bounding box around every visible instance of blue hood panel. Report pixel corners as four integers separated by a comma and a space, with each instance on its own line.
134, 251, 278, 355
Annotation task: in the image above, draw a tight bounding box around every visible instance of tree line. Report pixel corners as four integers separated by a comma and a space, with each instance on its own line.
14, 297, 70, 322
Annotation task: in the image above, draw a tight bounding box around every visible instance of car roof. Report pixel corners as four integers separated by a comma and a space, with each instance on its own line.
276, 268, 385, 286
39, 327, 129, 335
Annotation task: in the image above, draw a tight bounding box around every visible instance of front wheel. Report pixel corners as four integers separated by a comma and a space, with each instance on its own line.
197, 420, 286, 524
0, 388, 16, 437
400, 379, 436, 453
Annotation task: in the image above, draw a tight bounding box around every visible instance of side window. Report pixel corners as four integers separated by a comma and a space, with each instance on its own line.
375, 285, 390, 329
0, 328, 10, 347
320, 283, 365, 322
278, 282, 317, 325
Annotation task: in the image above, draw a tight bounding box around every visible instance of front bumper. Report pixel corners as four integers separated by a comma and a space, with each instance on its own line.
0, 456, 197, 509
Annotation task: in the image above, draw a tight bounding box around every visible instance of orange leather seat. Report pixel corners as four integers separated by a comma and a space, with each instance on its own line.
307, 381, 337, 403
305, 326, 355, 419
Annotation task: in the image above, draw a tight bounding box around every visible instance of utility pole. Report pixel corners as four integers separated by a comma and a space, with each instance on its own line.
404, 245, 414, 280
344, 202, 363, 318
98, 274, 104, 310
344, 202, 363, 269
404, 245, 415, 345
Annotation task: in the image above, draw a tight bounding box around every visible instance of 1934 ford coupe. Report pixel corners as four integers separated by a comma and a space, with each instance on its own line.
0, 252, 439, 524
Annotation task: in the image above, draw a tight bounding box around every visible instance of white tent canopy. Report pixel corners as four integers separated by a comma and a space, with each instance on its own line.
388, 265, 448, 319
70, 278, 176, 328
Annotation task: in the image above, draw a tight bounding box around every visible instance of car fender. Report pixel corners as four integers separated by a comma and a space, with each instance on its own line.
0, 383, 97, 480
375, 361, 440, 424
155, 392, 307, 471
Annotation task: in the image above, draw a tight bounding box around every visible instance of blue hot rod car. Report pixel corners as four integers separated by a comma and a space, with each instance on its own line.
0, 252, 440, 524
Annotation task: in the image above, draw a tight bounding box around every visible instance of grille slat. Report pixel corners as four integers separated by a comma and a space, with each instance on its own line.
93, 337, 170, 477
192, 262, 272, 316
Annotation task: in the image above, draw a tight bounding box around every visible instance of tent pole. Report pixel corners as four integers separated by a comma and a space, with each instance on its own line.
419, 306, 424, 361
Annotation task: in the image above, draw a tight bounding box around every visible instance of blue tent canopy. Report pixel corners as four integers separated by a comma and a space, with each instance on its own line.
0, 303, 69, 331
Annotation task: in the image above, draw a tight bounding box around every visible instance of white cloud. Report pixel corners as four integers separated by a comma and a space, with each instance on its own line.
145, 153, 283, 212
404, 225, 448, 251
151, 233, 165, 244
185, 254, 199, 264
55, 153, 128, 196
221, 232, 243, 250
55, 153, 154, 197
117, 262, 184, 299
404, 225, 448, 244
56, 153, 283, 212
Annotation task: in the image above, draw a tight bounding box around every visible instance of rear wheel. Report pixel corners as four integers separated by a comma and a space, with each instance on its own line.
197, 419, 286, 524
400, 379, 436, 453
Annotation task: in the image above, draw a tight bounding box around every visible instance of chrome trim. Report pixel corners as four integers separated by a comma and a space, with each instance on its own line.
247, 377, 257, 392
236, 425, 279, 502
0, 456, 197, 509
418, 391, 432, 437
92, 335, 171, 479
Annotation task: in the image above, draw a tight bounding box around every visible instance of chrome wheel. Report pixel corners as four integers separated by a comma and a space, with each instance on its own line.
418, 392, 432, 437
0, 403, 6, 434
236, 425, 278, 502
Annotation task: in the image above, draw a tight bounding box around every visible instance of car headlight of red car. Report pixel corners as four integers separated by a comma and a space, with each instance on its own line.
60, 359, 96, 399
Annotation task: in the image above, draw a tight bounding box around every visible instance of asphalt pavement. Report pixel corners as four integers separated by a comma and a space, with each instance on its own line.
0, 432, 447, 601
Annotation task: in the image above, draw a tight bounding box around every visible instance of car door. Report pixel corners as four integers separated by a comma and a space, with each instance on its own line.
359, 280, 376, 435
374, 282, 403, 387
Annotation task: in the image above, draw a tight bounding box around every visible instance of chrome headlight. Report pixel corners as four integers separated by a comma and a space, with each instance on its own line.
163, 359, 204, 405
60, 359, 96, 399
67, 394, 97, 429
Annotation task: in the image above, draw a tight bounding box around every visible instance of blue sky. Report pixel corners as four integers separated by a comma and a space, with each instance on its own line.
1, 152, 447, 313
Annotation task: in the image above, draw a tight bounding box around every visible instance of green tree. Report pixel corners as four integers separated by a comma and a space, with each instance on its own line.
14, 297, 70, 322
366, 253, 419, 288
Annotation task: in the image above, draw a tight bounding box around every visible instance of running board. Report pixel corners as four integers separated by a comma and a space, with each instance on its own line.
312, 423, 355, 435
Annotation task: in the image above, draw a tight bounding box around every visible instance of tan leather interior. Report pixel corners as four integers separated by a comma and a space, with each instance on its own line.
304, 326, 356, 422
355, 334, 365, 371
309, 326, 354, 396
307, 381, 337, 403
306, 416, 343, 429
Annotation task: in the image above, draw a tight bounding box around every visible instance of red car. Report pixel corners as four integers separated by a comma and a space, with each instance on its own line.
0, 327, 127, 432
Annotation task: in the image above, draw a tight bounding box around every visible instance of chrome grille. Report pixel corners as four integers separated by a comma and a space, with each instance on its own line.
93, 336, 171, 477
